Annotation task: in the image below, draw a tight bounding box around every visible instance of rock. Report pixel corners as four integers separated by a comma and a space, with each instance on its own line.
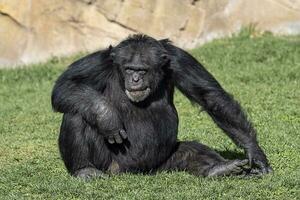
0, 0, 299, 67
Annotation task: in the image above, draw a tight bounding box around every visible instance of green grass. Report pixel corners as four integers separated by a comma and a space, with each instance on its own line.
0, 34, 299, 199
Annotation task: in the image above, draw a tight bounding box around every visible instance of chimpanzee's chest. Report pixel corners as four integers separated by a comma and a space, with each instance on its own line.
120, 101, 179, 142
111, 97, 179, 171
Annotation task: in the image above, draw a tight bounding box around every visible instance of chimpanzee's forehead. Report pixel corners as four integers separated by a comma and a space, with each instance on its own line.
116, 44, 161, 56
114, 43, 163, 65
116, 40, 163, 52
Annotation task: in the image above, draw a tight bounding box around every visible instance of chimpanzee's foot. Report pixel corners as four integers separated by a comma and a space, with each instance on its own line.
208, 159, 249, 177
74, 167, 108, 180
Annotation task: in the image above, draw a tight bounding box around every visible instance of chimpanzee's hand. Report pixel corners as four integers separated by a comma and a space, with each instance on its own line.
95, 106, 128, 144
247, 145, 272, 174
104, 129, 128, 144
98, 120, 128, 144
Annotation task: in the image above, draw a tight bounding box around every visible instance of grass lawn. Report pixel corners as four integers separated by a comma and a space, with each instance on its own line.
0, 34, 299, 199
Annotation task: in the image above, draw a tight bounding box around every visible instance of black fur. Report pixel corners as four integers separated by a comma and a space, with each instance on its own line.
51, 34, 272, 179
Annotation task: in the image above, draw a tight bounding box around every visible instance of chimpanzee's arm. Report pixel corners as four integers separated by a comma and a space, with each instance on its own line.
51, 50, 126, 144
163, 42, 271, 173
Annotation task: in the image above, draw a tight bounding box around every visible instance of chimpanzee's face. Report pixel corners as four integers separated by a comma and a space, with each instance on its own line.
112, 41, 169, 102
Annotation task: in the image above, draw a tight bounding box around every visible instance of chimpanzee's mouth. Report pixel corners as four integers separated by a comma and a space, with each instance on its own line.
125, 87, 151, 102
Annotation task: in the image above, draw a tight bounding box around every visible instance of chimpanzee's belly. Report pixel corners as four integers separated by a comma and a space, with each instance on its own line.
111, 104, 179, 172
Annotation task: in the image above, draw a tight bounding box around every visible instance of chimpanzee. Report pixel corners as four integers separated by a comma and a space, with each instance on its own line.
51, 34, 272, 179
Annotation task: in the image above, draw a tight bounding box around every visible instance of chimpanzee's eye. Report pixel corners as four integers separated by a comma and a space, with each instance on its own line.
125, 69, 134, 74
139, 70, 147, 75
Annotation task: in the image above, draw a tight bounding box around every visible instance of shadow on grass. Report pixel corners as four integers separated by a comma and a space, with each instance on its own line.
216, 150, 246, 160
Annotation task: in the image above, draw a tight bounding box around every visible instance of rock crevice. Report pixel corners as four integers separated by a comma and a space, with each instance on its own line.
0, 11, 28, 30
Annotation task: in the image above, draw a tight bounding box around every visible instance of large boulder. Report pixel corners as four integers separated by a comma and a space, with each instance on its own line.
0, 0, 299, 67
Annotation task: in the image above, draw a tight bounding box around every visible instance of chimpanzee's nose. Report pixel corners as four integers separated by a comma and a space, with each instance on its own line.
132, 73, 140, 82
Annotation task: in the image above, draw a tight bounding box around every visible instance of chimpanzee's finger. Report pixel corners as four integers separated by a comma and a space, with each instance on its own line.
253, 160, 273, 174
107, 136, 115, 144
114, 134, 123, 144
119, 129, 127, 139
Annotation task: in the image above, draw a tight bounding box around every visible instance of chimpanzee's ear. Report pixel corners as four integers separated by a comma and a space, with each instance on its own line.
161, 53, 169, 61
159, 39, 171, 64
108, 45, 115, 60
160, 53, 170, 66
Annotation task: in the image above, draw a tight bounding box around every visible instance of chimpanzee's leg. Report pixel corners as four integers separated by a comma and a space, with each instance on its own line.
159, 141, 249, 176
58, 113, 111, 179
